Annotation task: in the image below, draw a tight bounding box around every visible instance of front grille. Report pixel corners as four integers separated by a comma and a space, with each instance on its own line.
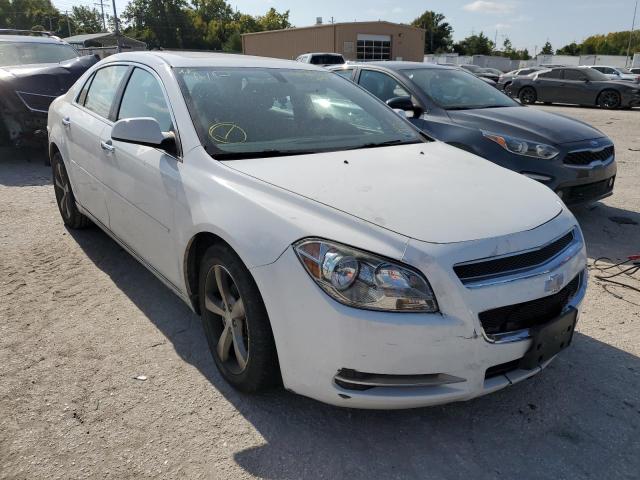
479, 274, 581, 335
563, 177, 615, 205
16, 91, 57, 113
454, 230, 574, 283
564, 145, 614, 166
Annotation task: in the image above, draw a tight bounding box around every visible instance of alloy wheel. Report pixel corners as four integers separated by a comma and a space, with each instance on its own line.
203, 264, 249, 374
599, 91, 620, 109
53, 161, 72, 220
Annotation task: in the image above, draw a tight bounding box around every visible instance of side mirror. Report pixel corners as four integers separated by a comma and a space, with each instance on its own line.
111, 117, 177, 156
386, 96, 424, 119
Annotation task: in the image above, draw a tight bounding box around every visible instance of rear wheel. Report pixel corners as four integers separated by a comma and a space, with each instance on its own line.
519, 86, 537, 105
198, 244, 279, 392
597, 90, 621, 109
51, 152, 91, 229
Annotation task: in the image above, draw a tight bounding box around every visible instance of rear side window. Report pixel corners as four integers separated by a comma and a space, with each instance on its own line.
117, 68, 173, 132
83, 66, 128, 119
358, 70, 409, 102
334, 69, 354, 79
539, 69, 562, 79
564, 70, 587, 81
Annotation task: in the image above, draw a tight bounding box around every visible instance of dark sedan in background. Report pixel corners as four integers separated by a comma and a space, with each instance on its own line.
331, 62, 617, 206
507, 66, 640, 109
0, 30, 99, 151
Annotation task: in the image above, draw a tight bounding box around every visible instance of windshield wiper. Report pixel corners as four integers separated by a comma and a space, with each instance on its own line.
213, 149, 319, 160
348, 139, 422, 150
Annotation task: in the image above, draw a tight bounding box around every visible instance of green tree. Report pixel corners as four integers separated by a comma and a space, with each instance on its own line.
411, 10, 453, 53
256, 7, 290, 31
70, 6, 103, 34
540, 41, 554, 55
453, 32, 494, 55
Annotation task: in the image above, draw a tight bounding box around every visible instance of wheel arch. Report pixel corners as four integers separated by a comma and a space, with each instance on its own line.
183, 231, 240, 315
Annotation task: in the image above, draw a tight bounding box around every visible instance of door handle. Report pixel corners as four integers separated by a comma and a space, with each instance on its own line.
100, 140, 115, 153
61, 116, 71, 127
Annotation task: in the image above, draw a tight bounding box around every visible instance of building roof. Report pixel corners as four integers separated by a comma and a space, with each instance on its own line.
64, 33, 146, 48
242, 20, 425, 37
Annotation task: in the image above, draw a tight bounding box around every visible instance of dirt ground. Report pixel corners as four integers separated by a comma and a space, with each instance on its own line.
1, 105, 639, 480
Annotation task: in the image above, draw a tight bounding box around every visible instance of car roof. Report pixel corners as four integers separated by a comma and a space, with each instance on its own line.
0, 34, 68, 44
103, 51, 323, 70
352, 61, 457, 71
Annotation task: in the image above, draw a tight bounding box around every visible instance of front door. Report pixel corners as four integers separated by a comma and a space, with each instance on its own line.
101, 66, 182, 287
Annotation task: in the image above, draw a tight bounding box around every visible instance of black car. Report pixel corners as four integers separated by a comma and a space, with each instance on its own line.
0, 29, 99, 150
330, 62, 617, 206
506, 66, 640, 109
459, 64, 501, 83
497, 66, 544, 91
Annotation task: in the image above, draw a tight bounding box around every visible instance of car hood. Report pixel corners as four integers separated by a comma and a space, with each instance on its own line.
447, 106, 605, 144
0, 55, 99, 96
225, 142, 562, 244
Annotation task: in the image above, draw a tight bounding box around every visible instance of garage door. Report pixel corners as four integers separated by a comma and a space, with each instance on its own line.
357, 34, 391, 62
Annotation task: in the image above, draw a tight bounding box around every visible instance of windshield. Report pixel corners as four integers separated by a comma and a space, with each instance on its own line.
175, 67, 422, 160
617, 67, 631, 74
461, 65, 482, 73
310, 55, 344, 65
0, 42, 78, 67
403, 68, 518, 110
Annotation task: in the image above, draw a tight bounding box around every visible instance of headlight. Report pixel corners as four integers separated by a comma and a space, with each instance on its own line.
482, 131, 559, 159
294, 239, 438, 313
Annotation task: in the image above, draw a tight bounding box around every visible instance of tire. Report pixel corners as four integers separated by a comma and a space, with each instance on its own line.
198, 244, 279, 392
519, 86, 537, 105
597, 90, 621, 110
51, 151, 91, 229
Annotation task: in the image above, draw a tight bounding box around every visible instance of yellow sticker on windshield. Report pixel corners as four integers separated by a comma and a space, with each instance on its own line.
208, 123, 248, 144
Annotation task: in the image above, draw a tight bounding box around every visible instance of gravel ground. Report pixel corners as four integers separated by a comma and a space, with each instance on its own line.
1, 105, 639, 480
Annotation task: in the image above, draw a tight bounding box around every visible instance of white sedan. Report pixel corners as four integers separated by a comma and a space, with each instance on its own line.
47, 51, 587, 409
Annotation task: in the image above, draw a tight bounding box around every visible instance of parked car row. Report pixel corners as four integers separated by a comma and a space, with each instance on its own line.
46, 51, 597, 409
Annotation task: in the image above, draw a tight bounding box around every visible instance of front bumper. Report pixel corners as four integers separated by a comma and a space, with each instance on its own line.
251, 210, 587, 409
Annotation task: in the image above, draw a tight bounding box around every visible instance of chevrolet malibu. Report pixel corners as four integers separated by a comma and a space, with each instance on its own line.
47, 52, 587, 409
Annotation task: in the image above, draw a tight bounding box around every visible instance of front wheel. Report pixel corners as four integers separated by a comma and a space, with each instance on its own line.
519, 87, 537, 105
597, 90, 621, 110
51, 152, 91, 229
198, 244, 279, 392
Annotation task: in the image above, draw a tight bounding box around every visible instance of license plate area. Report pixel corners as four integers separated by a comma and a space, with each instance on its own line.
519, 308, 577, 370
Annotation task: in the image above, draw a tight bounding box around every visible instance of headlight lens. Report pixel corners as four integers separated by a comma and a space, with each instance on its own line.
294, 239, 438, 313
482, 131, 559, 159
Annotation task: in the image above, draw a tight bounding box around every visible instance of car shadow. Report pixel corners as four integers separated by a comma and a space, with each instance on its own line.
66, 225, 640, 479
0, 147, 51, 187
573, 203, 640, 260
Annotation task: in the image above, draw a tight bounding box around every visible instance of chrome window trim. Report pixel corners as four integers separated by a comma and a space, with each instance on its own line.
456, 227, 581, 288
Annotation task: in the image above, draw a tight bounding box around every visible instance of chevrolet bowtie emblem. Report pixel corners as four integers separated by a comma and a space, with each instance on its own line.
544, 273, 564, 294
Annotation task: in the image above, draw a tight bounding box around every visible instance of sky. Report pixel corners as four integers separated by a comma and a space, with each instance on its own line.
53, 0, 638, 55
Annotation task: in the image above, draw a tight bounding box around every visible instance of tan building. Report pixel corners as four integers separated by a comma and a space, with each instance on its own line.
242, 21, 425, 62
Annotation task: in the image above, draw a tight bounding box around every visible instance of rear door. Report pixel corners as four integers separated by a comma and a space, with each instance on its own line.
66, 65, 129, 226
101, 66, 182, 286
534, 69, 564, 102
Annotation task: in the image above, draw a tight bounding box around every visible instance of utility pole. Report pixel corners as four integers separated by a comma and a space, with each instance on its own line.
66, 10, 72, 36
111, 0, 120, 53
626, 0, 638, 67
95, 0, 107, 31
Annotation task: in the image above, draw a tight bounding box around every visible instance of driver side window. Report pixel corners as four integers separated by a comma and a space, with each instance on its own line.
358, 70, 409, 103
117, 68, 174, 132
